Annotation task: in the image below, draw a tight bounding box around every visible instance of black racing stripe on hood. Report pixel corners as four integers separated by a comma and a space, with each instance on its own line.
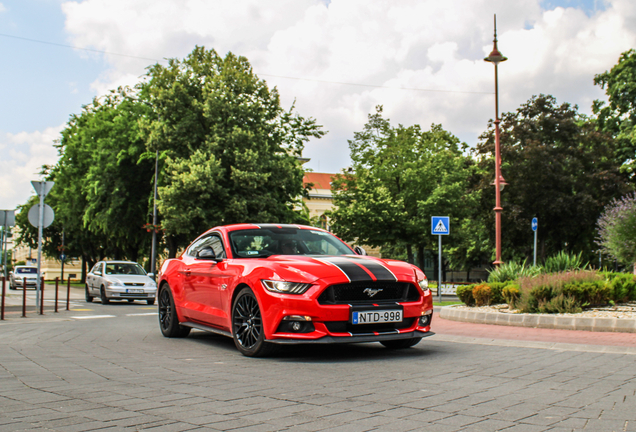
315, 257, 373, 282
346, 258, 397, 282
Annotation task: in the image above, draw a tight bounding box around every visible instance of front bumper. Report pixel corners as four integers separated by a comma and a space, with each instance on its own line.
105, 287, 157, 299
267, 330, 435, 344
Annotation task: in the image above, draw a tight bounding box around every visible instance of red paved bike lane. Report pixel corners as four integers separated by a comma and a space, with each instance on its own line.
433, 312, 636, 347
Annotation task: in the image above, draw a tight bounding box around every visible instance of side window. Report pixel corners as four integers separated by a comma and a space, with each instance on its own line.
90, 263, 102, 274
188, 234, 226, 259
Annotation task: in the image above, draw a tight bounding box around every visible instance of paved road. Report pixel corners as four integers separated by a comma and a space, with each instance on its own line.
0, 298, 635, 432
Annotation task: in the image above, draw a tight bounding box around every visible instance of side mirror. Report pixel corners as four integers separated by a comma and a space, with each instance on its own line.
354, 246, 367, 256
197, 246, 222, 262
147, 273, 155, 278
95, 271, 102, 276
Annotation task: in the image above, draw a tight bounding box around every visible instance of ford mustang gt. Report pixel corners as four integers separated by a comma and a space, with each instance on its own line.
157, 224, 434, 356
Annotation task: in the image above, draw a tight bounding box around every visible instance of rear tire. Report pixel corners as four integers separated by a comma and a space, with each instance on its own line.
100, 286, 110, 305
85, 285, 93, 302
127, 299, 134, 303
147, 299, 155, 306
380, 338, 422, 349
158, 285, 190, 338
231, 287, 276, 357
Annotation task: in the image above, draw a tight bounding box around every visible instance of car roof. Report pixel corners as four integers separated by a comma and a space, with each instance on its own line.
15, 265, 37, 268
217, 223, 327, 233
101, 261, 141, 264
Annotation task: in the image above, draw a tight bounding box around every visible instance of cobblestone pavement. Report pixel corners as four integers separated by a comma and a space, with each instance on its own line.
0, 301, 635, 432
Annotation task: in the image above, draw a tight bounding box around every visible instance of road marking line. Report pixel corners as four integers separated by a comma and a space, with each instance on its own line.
126, 313, 157, 316
71, 315, 116, 319
71, 309, 94, 311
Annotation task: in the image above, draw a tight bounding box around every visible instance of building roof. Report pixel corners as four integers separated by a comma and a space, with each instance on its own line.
303, 172, 336, 190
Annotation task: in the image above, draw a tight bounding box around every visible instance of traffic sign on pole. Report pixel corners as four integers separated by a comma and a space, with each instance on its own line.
28, 204, 55, 229
30, 181, 55, 312
431, 216, 450, 235
532, 217, 538, 266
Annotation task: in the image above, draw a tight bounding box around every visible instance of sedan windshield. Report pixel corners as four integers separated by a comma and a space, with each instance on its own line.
229, 228, 353, 258
105, 263, 146, 275
16, 268, 37, 274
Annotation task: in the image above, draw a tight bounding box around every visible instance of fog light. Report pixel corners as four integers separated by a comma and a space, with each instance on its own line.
419, 315, 432, 327
292, 322, 301, 331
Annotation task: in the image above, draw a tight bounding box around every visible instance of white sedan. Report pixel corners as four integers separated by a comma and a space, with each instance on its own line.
86, 261, 157, 305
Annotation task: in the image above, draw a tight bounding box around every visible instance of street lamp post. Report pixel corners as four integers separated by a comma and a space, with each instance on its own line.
484, 14, 507, 265
150, 147, 159, 280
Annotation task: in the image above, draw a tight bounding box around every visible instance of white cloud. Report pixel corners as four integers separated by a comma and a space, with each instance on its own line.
0, 3, 6, 13
57, 0, 636, 174
0, 126, 62, 210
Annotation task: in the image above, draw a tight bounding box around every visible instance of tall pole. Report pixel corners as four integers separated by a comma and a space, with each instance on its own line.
60, 229, 65, 282
438, 235, 442, 304
150, 148, 159, 279
485, 14, 507, 266
36, 187, 44, 310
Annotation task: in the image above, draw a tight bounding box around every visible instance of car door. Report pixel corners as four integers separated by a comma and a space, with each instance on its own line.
182, 234, 228, 327
88, 263, 103, 294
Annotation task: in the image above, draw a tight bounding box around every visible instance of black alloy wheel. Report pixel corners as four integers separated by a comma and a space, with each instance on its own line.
85, 285, 93, 302
380, 337, 422, 349
231, 287, 276, 357
158, 285, 190, 338
100, 286, 110, 304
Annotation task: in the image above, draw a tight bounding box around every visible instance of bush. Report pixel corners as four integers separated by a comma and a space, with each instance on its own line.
598, 193, 636, 269
473, 284, 492, 307
502, 284, 520, 308
486, 282, 506, 304
456, 284, 475, 306
604, 272, 636, 302
537, 294, 582, 314
542, 251, 588, 273
487, 260, 541, 283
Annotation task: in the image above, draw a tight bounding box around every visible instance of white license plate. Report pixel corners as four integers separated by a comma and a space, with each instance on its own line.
127, 289, 144, 293
352, 310, 403, 325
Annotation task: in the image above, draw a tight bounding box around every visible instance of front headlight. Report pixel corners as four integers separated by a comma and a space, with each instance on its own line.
261, 280, 312, 295
145, 281, 157, 287
418, 279, 430, 292
106, 279, 124, 287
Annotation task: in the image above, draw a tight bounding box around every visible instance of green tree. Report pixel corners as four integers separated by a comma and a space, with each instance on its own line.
475, 94, 631, 263
597, 193, 636, 273
593, 49, 636, 176
138, 47, 325, 255
328, 106, 479, 272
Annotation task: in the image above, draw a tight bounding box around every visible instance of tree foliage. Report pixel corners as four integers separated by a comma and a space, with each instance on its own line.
328, 106, 478, 270
594, 49, 636, 176
138, 47, 325, 254
597, 193, 636, 269
475, 94, 631, 263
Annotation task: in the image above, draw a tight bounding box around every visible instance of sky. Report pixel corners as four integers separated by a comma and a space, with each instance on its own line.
0, 0, 635, 211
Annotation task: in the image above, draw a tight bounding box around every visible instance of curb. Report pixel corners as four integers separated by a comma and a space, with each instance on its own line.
439, 305, 636, 333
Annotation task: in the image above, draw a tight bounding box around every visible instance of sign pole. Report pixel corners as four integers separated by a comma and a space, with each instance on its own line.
532, 217, 538, 267
438, 234, 442, 304
36, 187, 44, 310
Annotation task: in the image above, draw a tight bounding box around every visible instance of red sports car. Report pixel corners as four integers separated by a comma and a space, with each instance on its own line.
157, 224, 434, 356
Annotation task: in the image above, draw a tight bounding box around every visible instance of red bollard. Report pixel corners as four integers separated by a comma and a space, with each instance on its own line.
40, 277, 45, 315
1, 276, 5, 321
55, 277, 59, 313
66, 278, 71, 311
22, 278, 26, 317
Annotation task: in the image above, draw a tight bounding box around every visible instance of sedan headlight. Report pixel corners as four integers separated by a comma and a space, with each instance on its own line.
145, 281, 157, 287
418, 279, 430, 292
261, 280, 312, 295
106, 279, 124, 287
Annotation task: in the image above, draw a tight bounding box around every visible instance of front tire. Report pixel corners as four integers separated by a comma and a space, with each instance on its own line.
147, 299, 155, 306
231, 287, 276, 357
158, 285, 190, 338
100, 286, 110, 304
380, 338, 422, 349
85, 285, 93, 302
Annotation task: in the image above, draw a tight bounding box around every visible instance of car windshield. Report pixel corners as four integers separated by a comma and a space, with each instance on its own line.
16, 268, 37, 274
104, 263, 146, 275
229, 228, 353, 258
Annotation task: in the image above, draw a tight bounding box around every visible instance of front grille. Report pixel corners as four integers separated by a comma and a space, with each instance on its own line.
317, 282, 420, 305
124, 283, 145, 286
325, 317, 416, 335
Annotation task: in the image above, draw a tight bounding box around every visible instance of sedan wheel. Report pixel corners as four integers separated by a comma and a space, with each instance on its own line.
158, 285, 190, 338
231, 287, 276, 357
100, 286, 110, 305
85, 285, 93, 303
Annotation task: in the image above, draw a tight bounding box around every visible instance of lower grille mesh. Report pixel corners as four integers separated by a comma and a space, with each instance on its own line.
318, 281, 420, 305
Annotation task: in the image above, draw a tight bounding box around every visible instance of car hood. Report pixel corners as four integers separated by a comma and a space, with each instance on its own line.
254, 255, 418, 284
104, 275, 155, 284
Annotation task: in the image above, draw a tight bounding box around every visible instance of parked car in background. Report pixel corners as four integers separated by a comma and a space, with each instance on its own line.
86, 261, 157, 305
9, 266, 38, 289
157, 223, 434, 357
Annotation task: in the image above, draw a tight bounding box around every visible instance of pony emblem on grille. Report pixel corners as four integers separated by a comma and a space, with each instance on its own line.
363, 288, 383, 297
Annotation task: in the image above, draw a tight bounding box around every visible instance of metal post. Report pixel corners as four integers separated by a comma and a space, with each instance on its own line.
55, 277, 59, 313
533, 227, 537, 267
66, 278, 71, 311
0, 227, 4, 278
22, 278, 26, 317
60, 229, 65, 282
2, 227, 7, 279
36, 188, 44, 310
150, 149, 159, 280
438, 235, 442, 304
1, 276, 5, 320
40, 276, 44, 315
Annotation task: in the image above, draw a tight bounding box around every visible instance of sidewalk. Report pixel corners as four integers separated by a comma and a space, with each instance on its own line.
1, 281, 86, 316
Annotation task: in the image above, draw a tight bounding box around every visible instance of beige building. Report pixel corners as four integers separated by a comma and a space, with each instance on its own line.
11, 241, 82, 281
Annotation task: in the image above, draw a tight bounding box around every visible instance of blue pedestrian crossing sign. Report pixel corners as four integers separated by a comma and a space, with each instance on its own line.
431, 216, 450, 235
532, 217, 538, 232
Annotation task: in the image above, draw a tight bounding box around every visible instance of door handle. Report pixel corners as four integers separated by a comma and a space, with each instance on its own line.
184, 269, 192, 277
